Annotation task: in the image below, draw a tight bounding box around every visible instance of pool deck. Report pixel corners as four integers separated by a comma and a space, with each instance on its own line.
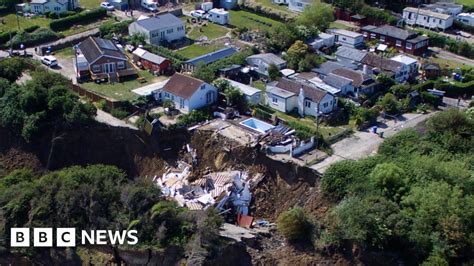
198, 117, 261, 146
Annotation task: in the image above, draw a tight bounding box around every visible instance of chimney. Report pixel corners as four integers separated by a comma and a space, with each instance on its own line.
363, 64, 371, 75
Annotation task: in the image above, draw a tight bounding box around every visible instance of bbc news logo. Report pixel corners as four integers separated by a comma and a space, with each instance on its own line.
10, 228, 138, 247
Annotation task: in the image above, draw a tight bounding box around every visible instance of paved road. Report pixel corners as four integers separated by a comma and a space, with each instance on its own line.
311, 112, 438, 173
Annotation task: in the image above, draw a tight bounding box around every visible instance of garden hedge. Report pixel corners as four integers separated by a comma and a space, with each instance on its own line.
49, 8, 107, 31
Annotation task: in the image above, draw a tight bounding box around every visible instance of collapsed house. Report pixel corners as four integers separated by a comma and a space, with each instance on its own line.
261, 124, 315, 157
156, 167, 253, 216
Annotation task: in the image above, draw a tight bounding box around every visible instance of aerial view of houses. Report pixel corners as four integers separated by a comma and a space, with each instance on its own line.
0, 0, 473, 264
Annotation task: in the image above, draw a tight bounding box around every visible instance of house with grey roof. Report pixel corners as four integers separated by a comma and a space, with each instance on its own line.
327, 29, 365, 48
246, 53, 287, 77
323, 74, 354, 96
334, 46, 368, 64
307, 33, 335, 50
424, 2, 463, 16
361, 25, 429, 56
128, 13, 185, 46
30, 0, 78, 14
221, 78, 262, 105
266, 78, 337, 116
403, 7, 454, 30
75, 37, 136, 82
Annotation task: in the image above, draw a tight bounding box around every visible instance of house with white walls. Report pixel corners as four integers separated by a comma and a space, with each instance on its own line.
403, 7, 454, 30
266, 78, 337, 116
30, 0, 78, 14
160, 73, 217, 113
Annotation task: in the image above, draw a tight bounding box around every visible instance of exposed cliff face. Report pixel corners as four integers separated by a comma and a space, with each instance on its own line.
0, 125, 371, 265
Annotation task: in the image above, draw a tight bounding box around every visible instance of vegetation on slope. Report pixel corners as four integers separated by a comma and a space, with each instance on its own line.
320, 109, 474, 264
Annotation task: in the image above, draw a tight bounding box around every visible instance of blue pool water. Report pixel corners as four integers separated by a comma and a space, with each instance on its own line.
240, 118, 274, 134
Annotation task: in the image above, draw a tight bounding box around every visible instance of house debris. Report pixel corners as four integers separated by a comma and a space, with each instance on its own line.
156, 169, 255, 215
260, 124, 315, 157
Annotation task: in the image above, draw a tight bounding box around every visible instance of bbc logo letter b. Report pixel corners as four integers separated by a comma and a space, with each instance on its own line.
11, 228, 30, 247
34, 228, 53, 247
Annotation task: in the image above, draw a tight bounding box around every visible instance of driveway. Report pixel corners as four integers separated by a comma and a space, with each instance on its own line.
310, 112, 437, 173
431, 47, 474, 67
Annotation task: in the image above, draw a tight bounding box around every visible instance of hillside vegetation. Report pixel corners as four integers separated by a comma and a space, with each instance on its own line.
321, 109, 474, 265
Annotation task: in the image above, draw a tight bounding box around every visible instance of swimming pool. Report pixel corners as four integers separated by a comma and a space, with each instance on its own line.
240, 118, 275, 134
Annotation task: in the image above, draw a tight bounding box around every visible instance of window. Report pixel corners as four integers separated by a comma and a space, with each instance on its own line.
117, 61, 125, 69
323, 102, 328, 108
272, 97, 278, 103
370, 33, 376, 38
427, 17, 430, 23
439, 19, 442, 25
305, 101, 311, 108
167, 29, 173, 34
92, 65, 100, 72
206, 91, 214, 103
297, 2, 302, 6
396, 40, 402, 47
165, 92, 169, 98
171, 95, 174, 101
380, 35, 385, 42
406, 42, 412, 49
179, 98, 185, 109
363, 31, 367, 37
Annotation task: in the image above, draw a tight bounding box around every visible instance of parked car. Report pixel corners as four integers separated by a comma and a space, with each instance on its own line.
141, 0, 158, 12
100, 2, 115, 11
190, 10, 205, 18
41, 55, 58, 67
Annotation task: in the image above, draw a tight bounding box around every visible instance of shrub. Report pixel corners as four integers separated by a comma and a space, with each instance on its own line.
321, 160, 358, 200
24, 25, 40, 33
110, 108, 130, 119
99, 20, 132, 37
0, 30, 17, 47
277, 207, 312, 242
49, 8, 107, 31
435, 80, 474, 97
7, 28, 59, 48
177, 108, 213, 127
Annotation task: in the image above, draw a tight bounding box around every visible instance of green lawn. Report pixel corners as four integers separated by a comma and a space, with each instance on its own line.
254, 0, 293, 14
228, 10, 282, 32
54, 47, 75, 58
0, 14, 51, 32
187, 22, 229, 40
252, 80, 266, 91
456, 0, 474, 5
430, 57, 468, 69
79, 0, 101, 10
175, 43, 226, 59
81, 70, 165, 101
329, 21, 352, 30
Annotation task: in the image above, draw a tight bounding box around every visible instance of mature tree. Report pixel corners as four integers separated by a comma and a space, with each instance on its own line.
379, 93, 401, 115
370, 163, 407, 201
332, 0, 364, 12
192, 61, 216, 83
128, 32, 146, 47
267, 24, 298, 52
268, 63, 281, 81
0, 57, 26, 83
296, 2, 334, 33
0, 77, 9, 97
286, 40, 309, 70
0, 70, 96, 141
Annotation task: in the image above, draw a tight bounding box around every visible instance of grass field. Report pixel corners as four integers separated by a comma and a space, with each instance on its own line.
175, 43, 226, 59
0, 14, 51, 32
187, 22, 229, 40
456, 0, 474, 6
252, 80, 266, 91
228, 10, 282, 32
275, 111, 347, 139
79, 0, 101, 10
81, 71, 165, 101
54, 47, 75, 58
329, 21, 352, 30
429, 57, 468, 69
254, 0, 293, 13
